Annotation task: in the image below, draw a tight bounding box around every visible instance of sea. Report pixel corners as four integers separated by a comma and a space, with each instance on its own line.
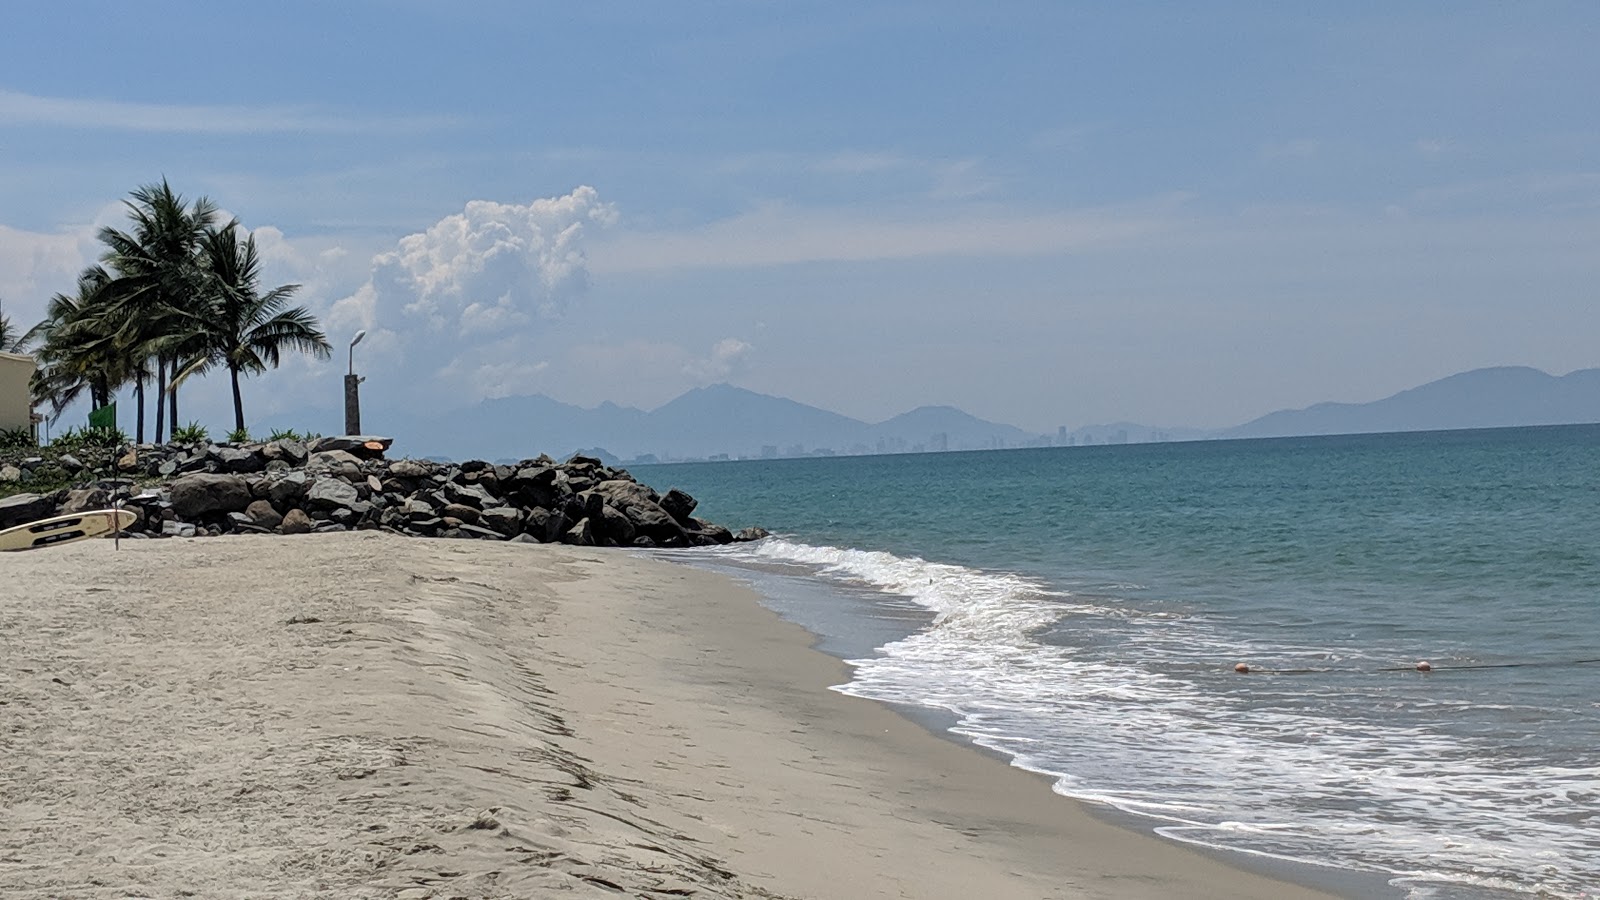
635, 424, 1600, 899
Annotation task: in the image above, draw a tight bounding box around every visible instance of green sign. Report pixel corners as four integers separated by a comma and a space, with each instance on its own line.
88, 402, 116, 431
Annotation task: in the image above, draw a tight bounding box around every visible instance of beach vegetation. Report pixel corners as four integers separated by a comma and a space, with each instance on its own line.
170, 222, 331, 434
268, 428, 304, 442
25, 179, 332, 442
171, 421, 209, 444
0, 426, 34, 449
226, 426, 251, 444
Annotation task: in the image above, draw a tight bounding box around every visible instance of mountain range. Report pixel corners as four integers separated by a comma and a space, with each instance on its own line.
262, 365, 1600, 462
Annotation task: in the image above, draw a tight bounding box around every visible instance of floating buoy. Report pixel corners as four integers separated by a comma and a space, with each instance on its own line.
1416, 661, 1432, 673
1234, 663, 1251, 674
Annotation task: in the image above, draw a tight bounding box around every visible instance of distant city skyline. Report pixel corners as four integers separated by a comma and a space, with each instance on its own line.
3, 3, 1598, 436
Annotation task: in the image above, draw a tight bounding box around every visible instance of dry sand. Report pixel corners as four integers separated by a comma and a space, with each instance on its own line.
0, 532, 1340, 899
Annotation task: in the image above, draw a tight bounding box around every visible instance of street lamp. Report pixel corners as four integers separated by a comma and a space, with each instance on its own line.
348, 329, 366, 375
344, 330, 367, 435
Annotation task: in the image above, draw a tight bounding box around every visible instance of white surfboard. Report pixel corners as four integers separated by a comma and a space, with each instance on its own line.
0, 509, 138, 552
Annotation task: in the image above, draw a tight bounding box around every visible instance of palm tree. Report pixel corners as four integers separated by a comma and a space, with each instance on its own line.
24, 266, 131, 420
0, 298, 20, 352
172, 222, 331, 433
97, 178, 219, 442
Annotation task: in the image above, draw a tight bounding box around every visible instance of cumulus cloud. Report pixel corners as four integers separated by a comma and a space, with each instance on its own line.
684, 337, 753, 381
328, 186, 617, 404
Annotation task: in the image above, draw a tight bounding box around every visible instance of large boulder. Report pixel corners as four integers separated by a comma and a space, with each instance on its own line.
305, 477, 360, 511
389, 459, 432, 479
660, 488, 698, 523
262, 439, 309, 466
279, 508, 314, 534
267, 471, 309, 509
309, 435, 393, 459
0, 492, 57, 529
591, 479, 685, 544
61, 487, 110, 514
169, 474, 252, 519
245, 499, 283, 530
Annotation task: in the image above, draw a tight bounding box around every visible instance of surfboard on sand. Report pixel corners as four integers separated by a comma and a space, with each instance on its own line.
0, 509, 137, 552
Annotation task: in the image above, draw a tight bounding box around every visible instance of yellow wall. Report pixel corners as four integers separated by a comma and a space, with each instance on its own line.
0, 352, 37, 433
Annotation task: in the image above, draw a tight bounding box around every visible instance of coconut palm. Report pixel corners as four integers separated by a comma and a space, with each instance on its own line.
97, 178, 219, 442
171, 221, 331, 433
24, 266, 130, 419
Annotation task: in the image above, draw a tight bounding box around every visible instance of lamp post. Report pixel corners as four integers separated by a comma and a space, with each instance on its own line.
344, 330, 366, 435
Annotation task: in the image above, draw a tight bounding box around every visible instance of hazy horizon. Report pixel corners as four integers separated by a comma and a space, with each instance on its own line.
4, 3, 1598, 436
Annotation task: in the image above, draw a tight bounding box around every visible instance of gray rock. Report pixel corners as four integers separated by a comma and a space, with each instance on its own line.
217, 447, 263, 473
660, 488, 698, 523
305, 477, 360, 511
733, 526, 771, 542
366, 474, 383, 494
598, 504, 636, 544
510, 532, 541, 544
308, 435, 393, 457
58, 454, 85, 472
457, 523, 506, 541
61, 487, 110, 514
279, 508, 314, 534
562, 516, 596, 546
0, 493, 56, 529
480, 506, 524, 536
0, 465, 22, 483
261, 439, 309, 466
524, 507, 567, 543
169, 474, 252, 518
441, 502, 481, 525
307, 449, 362, 471
389, 459, 432, 479
246, 499, 283, 530
161, 520, 198, 538
686, 518, 733, 545
591, 479, 685, 543
441, 481, 497, 509
268, 471, 309, 509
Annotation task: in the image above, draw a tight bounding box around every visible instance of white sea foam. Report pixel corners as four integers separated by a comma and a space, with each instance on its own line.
720, 537, 1600, 900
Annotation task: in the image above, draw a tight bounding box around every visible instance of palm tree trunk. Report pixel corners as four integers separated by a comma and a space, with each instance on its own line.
135, 377, 146, 443
155, 358, 167, 443
169, 366, 179, 431
230, 364, 246, 434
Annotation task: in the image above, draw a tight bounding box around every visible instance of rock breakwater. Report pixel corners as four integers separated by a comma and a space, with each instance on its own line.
0, 436, 768, 547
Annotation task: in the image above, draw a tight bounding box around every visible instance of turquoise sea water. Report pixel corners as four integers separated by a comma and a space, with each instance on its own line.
637, 425, 1600, 898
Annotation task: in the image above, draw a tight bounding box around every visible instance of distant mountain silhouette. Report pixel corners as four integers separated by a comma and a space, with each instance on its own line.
267, 365, 1600, 462
1224, 366, 1600, 438
381, 384, 1043, 461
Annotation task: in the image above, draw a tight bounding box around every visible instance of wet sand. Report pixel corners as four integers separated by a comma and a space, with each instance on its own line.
0, 532, 1339, 898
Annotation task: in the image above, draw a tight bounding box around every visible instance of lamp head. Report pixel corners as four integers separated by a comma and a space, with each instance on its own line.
350, 330, 367, 348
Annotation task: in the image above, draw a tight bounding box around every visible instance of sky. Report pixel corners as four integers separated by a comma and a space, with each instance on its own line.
2, 1, 1598, 436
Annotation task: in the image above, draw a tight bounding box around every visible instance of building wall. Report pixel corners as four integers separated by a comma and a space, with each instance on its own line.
0, 352, 37, 433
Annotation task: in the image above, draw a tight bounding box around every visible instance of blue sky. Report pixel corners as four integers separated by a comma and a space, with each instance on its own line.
2, 2, 1598, 435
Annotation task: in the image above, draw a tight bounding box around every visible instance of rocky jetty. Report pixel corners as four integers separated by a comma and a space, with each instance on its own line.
0, 436, 769, 547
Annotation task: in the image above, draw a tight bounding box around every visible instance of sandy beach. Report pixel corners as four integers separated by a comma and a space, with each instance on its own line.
0, 532, 1339, 899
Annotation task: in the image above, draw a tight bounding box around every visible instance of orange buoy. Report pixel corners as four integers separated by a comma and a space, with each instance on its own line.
1416, 661, 1432, 673
1234, 663, 1251, 674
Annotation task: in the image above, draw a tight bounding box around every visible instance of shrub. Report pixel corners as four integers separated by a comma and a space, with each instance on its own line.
226, 426, 251, 444
171, 421, 209, 444
268, 427, 303, 442
0, 426, 35, 449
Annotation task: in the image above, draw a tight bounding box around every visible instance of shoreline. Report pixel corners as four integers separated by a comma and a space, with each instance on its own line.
666, 551, 1392, 899
3, 532, 1344, 898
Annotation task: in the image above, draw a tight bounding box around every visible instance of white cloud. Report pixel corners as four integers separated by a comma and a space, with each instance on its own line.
684, 337, 753, 381
0, 88, 454, 134
328, 186, 617, 404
